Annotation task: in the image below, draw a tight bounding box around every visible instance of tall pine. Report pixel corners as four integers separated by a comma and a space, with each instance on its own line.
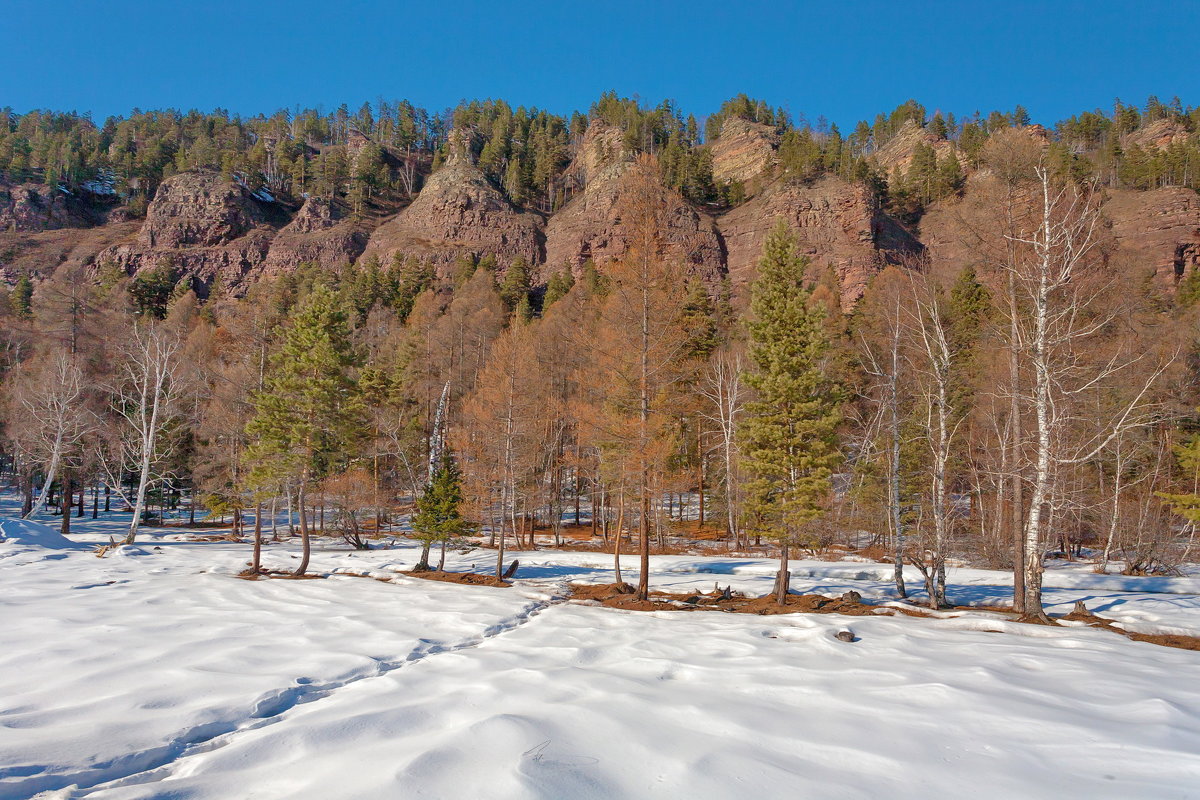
246, 285, 364, 575
740, 219, 842, 604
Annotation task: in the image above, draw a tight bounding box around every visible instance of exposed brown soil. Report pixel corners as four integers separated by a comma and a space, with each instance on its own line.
569, 583, 899, 616
1063, 607, 1200, 651
236, 568, 325, 581
400, 569, 511, 588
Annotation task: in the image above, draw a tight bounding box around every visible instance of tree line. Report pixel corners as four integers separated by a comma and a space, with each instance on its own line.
2, 145, 1200, 621
5, 92, 1199, 224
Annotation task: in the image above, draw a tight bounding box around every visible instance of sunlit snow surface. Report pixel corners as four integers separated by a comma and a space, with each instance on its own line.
2, 498, 1199, 799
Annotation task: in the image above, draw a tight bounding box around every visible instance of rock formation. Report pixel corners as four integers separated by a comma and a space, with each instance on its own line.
261, 195, 369, 275
359, 128, 544, 275
711, 117, 779, 187
871, 120, 958, 175
96, 173, 289, 291
1125, 118, 1191, 152
544, 122, 725, 281
0, 181, 101, 232
1104, 186, 1200, 286
718, 176, 921, 307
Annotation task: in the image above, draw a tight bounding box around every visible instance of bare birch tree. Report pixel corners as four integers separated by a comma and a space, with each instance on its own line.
110, 322, 186, 544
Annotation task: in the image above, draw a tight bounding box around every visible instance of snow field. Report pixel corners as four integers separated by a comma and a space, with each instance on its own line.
1, 505, 1199, 799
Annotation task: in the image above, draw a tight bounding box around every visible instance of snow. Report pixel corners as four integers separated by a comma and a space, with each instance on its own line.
81, 171, 118, 197
2, 499, 1200, 799
0, 518, 88, 550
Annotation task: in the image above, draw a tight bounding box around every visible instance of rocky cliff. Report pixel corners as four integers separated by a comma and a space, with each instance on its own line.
718, 176, 921, 307
359, 129, 544, 275
711, 117, 779, 188
1104, 186, 1200, 286
260, 195, 369, 276
5, 117, 1199, 311
542, 122, 725, 281
94, 173, 290, 291
0, 181, 104, 232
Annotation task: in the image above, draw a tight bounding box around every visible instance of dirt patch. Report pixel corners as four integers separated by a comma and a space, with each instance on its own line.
190, 533, 245, 542
569, 583, 890, 616
237, 569, 325, 580
400, 569, 511, 588
1062, 607, 1200, 651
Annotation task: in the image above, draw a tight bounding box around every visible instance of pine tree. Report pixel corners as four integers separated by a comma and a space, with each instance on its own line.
12, 275, 33, 319
947, 264, 992, 404
739, 220, 842, 604
543, 267, 575, 308
411, 447, 472, 571
245, 285, 365, 575
498, 256, 532, 314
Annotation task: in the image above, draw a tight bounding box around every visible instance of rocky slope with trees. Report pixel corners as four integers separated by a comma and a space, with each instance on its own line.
5, 92, 1200, 621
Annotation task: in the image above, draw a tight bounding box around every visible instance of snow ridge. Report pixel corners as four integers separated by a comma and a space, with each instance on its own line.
17, 587, 566, 800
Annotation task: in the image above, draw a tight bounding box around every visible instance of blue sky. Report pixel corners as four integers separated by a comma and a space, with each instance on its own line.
2, 0, 1194, 128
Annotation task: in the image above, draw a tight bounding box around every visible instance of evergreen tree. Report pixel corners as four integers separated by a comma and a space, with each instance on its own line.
11, 275, 33, 319
245, 285, 365, 575
1177, 268, 1200, 307
411, 447, 473, 571
543, 267, 575, 308
739, 220, 842, 605
498, 256, 532, 313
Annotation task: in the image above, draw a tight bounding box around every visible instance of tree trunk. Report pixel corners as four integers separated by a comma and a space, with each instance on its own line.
637, 487, 651, 600
613, 496, 625, 587
60, 473, 71, 536
252, 500, 263, 573
1008, 272, 1027, 614
295, 480, 311, 576
774, 542, 791, 605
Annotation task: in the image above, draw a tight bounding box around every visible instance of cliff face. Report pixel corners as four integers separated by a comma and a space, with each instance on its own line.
7, 116, 1200, 311
1104, 186, 1200, 286
0, 181, 102, 232
261, 196, 369, 276
871, 120, 957, 175
97, 173, 289, 291
544, 158, 725, 281
542, 121, 725, 281
718, 176, 921, 307
359, 130, 544, 275
711, 117, 778, 187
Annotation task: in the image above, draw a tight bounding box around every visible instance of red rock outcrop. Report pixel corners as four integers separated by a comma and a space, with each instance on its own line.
711, 117, 779, 187
96, 173, 288, 291
718, 176, 921, 307
0, 181, 100, 231
359, 129, 544, 274
1125, 118, 1191, 152
545, 124, 725, 281
871, 120, 957, 175
1103, 186, 1200, 286
261, 195, 369, 275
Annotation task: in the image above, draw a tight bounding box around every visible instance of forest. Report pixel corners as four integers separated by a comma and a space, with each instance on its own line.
3, 92, 1200, 625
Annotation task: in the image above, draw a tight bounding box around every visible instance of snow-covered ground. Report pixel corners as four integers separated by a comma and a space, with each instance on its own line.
3, 498, 1200, 799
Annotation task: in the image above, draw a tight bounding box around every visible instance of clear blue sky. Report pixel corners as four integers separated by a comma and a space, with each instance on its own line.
2, 0, 1194, 128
